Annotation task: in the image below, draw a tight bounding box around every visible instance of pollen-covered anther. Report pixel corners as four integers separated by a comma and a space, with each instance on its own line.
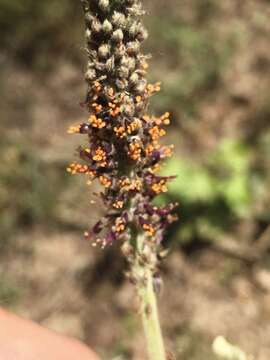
107, 87, 114, 98
67, 124, 81, 134
146, 82, 161, 96
109, 102, 121, 117
145, 143, 158, 156
142, 114, 151, 122
91, 102, 103, 113
127, 118, 142, 134
114, 126, 126, 138
168, 214, 179, 223
112, 29, 124, 42
114, 218, 126, 233
162, 145, 174, 158
129, 179, 142, 191
149, 163, 161, 174
151, 180, 168, 194
128, 141, 142, 160
120, 178, 142, 191
113, 201, 124, 209
149, 126, 166, 141
143, 224, 157, 236
89, 115, 106, 128
141, 60, 149, 70
92, 147, 107, 167
161, 112, 170, 125
93, 81, 102, 92
135, 96, 142, 103
99, 175, 112, 188
66, 163, 95, 176
155, 112, 171, 126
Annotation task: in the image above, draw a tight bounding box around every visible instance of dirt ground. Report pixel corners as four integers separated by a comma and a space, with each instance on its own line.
2, 228, 269, 360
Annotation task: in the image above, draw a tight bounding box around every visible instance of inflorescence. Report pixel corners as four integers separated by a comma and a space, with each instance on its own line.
68, 0, 177, 260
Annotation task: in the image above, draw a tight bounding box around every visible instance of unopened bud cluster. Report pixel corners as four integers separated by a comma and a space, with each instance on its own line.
68, 0, 177, 270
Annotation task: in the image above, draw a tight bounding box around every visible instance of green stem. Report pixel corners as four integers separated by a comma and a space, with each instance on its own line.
135, 235, 166, 360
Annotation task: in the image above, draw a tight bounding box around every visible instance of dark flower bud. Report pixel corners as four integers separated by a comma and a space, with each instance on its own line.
85, 68, 96, 81
95, 62, 107, 71
134, 80, 146, 94
102, 19, 113, 33
118, 66, 129, 78
98, 0, 109, 11
112, 29, 124, 42
116, 78, 128, 90
128, 22, 139, 37
127, 3, 145, 16
98, 44, 110, 59
87, 49, 97, 61
137, 27, 148, 42
129, 23, 148, 42
91, 18, 102, 33
114, 45, 126, 59
112, 12, 126, 28
85, 28, 92, 42
79, 123, 91, 134
129, 72, 139, 86
126, 41, 140, 55
105, 57, 114, 72
84, 12, 93, 26
92, 220, 103, 234
127, 57, 136, 72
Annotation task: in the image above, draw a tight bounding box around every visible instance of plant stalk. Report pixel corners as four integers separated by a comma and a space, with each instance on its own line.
135, 234, 166, 360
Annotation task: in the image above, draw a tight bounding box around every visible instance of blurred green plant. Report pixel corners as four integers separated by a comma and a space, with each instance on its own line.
147, 14, 235, 118
159, 138, 257, 245
176, 326, 216, 360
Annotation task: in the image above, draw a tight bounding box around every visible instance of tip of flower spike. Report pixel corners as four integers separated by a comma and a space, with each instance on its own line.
69, 1, 178, 254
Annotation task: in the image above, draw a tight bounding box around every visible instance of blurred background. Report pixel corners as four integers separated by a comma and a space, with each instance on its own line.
0, 0, 270, 359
